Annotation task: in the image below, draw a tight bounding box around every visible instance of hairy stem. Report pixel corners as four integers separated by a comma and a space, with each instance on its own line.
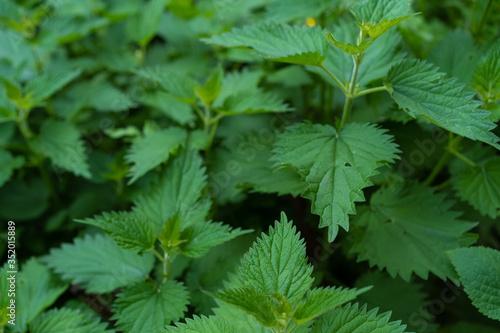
162, 252, 170, 283
17, 108, 33, 139
340, 54, 361, 128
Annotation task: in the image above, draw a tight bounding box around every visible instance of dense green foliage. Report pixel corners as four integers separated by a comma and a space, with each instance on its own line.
0, 0, 499, 332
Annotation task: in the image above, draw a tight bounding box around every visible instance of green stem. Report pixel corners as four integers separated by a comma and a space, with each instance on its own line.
208, 113, 224, 125
193, 104, 207, 125
320, 80, 326, 119
448, 148, 477, 167
340, 54, 361, 128
474, 0, 492, 37
152, 248, 164, 262
319, 63, 348, 95
17, 108, 33, 139
39, 163, 61, 207
435, 179, 450, 191
208, 118, 220, 145
424, 134, 462, 186
424, 149, 451, 186
162, 252, 170, 283
146, 274, 160, 286
355, 85, 387, 97
324, 85, 333, 123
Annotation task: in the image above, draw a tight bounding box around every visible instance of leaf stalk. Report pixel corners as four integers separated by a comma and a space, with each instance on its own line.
319, 63, 348, 95
424, 134, 464, 186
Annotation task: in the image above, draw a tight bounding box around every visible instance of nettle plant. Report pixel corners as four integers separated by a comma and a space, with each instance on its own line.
0, 0, 500, 332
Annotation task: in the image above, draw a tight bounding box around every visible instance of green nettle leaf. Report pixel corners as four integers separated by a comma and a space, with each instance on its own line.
356, 29, 404, 86
215, 287, 278, 327
0, 149, 24, 187
213, 299, 271, 333
43, 233, 155, 293
427, 30, 479, 84
315, 21, 403, 89
272, 122, 399, 241
1, 78, 22, 102
385, 59, 500, 149
350, 182, 477, 282
30, 308, 112, 333
451, 156, 500, 218
133, 67, 197, 102
125, 127, 187, 184
31, 119, 91, 179
213, 70, 291, 115
140, 90, 196, 125
0, 178, 49, 221
215, 90, 291, 115
53, 73, 135, 115
133, 149, 246, 255
203, 23, 328, 66
162, 315, 235, 333
127, 0, 165, 47
351, 0, 414, 40
294, 286, 370, 324
448, 247, 500, 321
355, 271, 436, 333
38, 14, 109, 44
195, 66, 224, 106
80, 77, 135, 112
111, 280, 189, 333
133, 149, 207, 233
325, 33, 373, 55
209, 131, 306, 203
76, 211, 156, 252
237, 212, 313, 304
214, 213, 314, 328
311, 303, 407, 333
14, 259, 68, 332
24, 69, 81, 106
473, 42, 500, 103
179, 221, 251, 258
215, 213, 364, 330
327, 0, 413, 55
213, 70, 263, 105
